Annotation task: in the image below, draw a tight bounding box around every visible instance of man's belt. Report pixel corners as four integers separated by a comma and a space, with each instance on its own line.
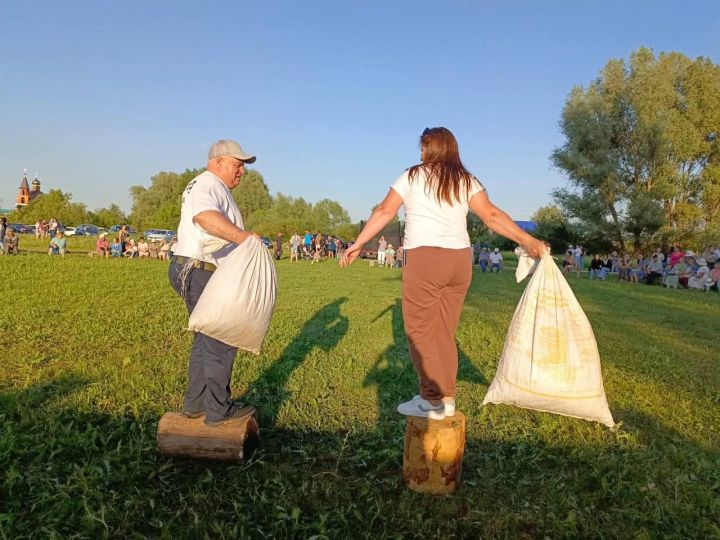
172, 255, 217, 272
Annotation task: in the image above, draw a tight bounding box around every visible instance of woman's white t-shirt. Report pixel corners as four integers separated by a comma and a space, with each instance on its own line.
390, 168, 484, 250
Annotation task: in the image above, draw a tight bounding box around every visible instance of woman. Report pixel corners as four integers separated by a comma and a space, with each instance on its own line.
96, 233, 110, 258
340, 127, 545, 419
311, 233, 324, 264
589, 254, 606, 280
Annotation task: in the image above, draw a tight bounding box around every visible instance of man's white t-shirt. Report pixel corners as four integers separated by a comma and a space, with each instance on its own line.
390, 168, 484, 250
489, 252, 503, 264
174, 171, 244, 265
573, 247, 583, 258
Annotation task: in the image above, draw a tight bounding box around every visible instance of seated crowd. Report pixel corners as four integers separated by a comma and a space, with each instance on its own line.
97, 234, 176, 260
570, 245, 720, 292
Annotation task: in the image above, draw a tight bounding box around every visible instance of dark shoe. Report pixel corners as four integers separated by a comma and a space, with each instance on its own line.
204, 406, 256, 427
181, 410, 205, 419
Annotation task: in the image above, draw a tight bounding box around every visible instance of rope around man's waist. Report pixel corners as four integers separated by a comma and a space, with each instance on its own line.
172, 255, 217, 272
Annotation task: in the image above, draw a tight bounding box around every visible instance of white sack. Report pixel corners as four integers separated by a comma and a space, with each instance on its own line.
188, 236, 277, 354
483, 252, 614, 427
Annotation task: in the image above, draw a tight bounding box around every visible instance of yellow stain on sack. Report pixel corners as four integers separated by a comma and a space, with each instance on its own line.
534, 325, 578, 384
536, 288, 570, 308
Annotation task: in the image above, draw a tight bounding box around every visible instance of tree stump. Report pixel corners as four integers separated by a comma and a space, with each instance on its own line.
157, 409, 259, 462
402, 412, 466, 494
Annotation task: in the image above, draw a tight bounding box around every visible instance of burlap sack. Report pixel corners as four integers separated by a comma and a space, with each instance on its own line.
483, 252, 614, 427
188, 236, 277, 354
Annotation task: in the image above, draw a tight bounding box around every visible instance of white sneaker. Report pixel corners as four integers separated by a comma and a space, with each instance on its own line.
397, 396, 445, 420
443, 398, 456, 417
404, 395, 455, 417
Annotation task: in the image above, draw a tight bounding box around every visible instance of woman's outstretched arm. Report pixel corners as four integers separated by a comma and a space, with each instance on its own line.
469, 191, 547, 259
340, 189, 403, 266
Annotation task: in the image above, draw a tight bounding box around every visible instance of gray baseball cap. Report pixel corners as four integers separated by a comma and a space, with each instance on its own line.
208, 139, 256, 164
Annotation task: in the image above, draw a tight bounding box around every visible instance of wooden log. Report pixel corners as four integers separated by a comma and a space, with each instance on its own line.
402, 412, 466, 494
157, 409, 259, 462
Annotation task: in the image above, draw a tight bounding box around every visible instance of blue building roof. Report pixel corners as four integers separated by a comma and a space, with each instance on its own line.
514, 221, 537, 232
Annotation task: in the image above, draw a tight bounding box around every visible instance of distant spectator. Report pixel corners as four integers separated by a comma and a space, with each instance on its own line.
137, 237, 150, 258
601, 254, 612, 272
629, 256, 645, 283
111, 237, 123, 257
0, 217, 6, 252
290, 232, 300, 262
610, 251, 620, 273
653, 247, 665, 265
618, 254, 631, 281
327, 236, 337, 259
395, 245, 404, 268
124, 238, 138, 258
561, 251, 573, 276
472, 241, 482, 265
378, 235, 387, 265
385, 244, 396, 268
311, 233, 323, 264
118, 225, 130, 252
3, 229, 18, 255
96, 233, 110, 258
169, 236, 178, 258
645, 254, 663, 285
589, 254, 607, 280
48, 218, 58, 237
679, 254, 697, 288
478, 247, 489, 272
334, 237, 342, 257
275, 233, 283, 260
668, 245, 684, 267
303, 230, 312, 253
706, 264, 720, 291
35, 220, 42, 239
688, 258, 710, 290
489, 247, 502, 272
159, 240, 171, 261
573, 245, 584, 276
48, 231, 67, 256
149, 240, 160, 259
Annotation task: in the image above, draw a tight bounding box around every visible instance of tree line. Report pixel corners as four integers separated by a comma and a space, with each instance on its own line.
536, 47, 719, 253
8, 168, 359, 240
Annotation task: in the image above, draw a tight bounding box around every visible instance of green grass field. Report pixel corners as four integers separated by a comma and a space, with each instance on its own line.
1, 247, 718, 538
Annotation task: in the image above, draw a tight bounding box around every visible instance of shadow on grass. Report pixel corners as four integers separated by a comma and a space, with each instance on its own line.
363, 299, 487, 429
242, 297, 349, 427
1, 374, 718, 538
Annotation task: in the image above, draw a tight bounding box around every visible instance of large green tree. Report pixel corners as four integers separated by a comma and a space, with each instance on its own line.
552, 47, 720, 251
129, 169, 201, 230
8, 190, 88, 225
531, 205, 576, 253
87, 204, 127, 228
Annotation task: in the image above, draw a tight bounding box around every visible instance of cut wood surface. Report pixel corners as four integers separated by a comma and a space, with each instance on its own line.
157, 410, 259, 462
403, 412, 466, 494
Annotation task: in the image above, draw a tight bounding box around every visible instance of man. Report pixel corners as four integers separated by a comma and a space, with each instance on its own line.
645, 253, 663, 285
289, 231, 300, 262
303, 230, 312, 253
0, 217, 7, 252
489, 247, 503, 272
573, 245, 584, 276
169, 139, 258, 426
48, 230, 67, 256
3, 228, 18, 255
274, 232, 283, 260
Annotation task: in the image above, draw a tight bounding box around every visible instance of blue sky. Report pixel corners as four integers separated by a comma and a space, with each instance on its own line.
1, 1, 718, 221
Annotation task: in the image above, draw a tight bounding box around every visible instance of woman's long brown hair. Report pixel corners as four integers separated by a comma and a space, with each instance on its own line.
407, 127, 474, 205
